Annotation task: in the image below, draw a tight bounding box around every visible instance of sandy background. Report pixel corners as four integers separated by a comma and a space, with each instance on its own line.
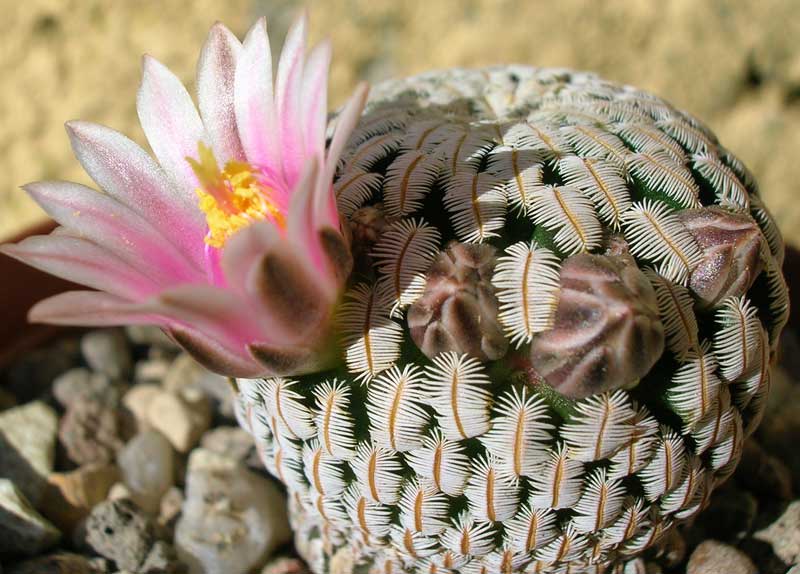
2, 0, 799, 245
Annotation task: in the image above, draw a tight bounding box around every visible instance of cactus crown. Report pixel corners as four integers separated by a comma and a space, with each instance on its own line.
236, 66, 788, 574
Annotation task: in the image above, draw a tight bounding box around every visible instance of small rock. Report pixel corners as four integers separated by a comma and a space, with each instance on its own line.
122, 384, 161, 430
41, 463, 120, 534
158, 487, 183, 534
134, 360, 170, 384
146, 390, 210, 453
5, 552, 98, 574
737, 439, 794, 500
81, 329, 133, 380
200, 427, 254, 463
687, 540, 757, 574
59, 397, 135, 466
52, 368, 123, 409
107, 482, 132, 502
118, 431, 174, 514
162, 354, 206, 395
140, 540, 185, 574
753, 500, 800, 565
0, 401, 58, 506
85, 499, 155, 571
260, 557, 311, 574
175, 449, 291, 574
0, 478, 60, 555
163, 354, 233, 419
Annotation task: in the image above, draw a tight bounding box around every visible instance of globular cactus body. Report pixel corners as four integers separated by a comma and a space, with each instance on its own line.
235, 66, 788, 574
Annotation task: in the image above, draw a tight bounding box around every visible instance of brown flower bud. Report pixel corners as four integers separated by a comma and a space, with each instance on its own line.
677, 207, 766, 308
529, 252, 665, 399
408, 242, 508, 361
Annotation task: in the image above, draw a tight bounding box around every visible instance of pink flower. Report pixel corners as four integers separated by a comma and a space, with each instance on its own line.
0, 15, 369, 377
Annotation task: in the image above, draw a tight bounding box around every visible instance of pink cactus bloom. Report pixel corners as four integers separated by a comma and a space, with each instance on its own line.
0, 16, 369, 377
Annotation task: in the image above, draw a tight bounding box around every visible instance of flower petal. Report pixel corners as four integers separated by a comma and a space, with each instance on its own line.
220, 220, 280, 290
234, 18, 280, 174
276, 12, 308, 185
169, 326, 265, 377
325, 82, 370, 183
285, 159, 335, 291
249, 340, 333, 376
154, 284, 288, 346
321, 82, 370, 225
249, 245, 334, 343
137, 55, 208, 193
65, 120, 207, 268
301, 39, 331, 160
24, 181, 201, 283
29, 291, 156, 326
0, 235, 160, 299
197, 22, 246, 164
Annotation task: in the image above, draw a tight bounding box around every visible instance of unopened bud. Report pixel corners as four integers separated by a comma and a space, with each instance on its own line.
529, 252, 665, 399
408, 242, 507, 361
677, 207, 766, 308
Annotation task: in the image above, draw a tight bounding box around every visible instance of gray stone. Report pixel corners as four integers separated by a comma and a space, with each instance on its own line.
118, 431, 174, 514
0, 478, 60, 555
175, 449, 291, 574
687, 540, 757, 574
59, 396, 135, 466
0, 401, 58, 506
81, 329, 133, 380
53, 368, 123, 409
84, 499, 155, 571
199, 427, 254, 463
753, 500, 800, 565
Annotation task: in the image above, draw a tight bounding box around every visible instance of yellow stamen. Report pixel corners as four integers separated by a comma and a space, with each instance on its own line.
188, 144, 284, 248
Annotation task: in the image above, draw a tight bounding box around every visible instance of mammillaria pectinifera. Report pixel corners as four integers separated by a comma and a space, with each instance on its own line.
235, 66, 788, 574
1, 14, 787, 574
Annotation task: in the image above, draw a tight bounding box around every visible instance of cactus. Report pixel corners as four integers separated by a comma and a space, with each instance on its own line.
234, 66, 788, 574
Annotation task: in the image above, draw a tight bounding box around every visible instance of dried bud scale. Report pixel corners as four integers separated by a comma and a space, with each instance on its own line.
227, 66, 789, 574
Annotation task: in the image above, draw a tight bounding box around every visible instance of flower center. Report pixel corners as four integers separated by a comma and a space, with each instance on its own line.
188, 144, 284, 248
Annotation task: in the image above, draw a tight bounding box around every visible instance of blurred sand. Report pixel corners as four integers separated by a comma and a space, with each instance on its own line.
3, 0, 800, 245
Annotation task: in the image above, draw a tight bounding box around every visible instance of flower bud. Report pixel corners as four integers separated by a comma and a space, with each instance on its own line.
408, 242, 507, 361
677, 207, 766, 308
529, 252, 665, 399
